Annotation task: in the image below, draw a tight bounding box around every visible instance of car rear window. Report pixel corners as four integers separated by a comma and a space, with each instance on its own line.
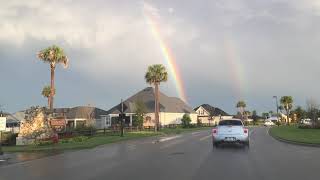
219, 120, 243, 126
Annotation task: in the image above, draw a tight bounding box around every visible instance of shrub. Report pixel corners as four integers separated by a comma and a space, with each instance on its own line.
1, 132, 18, 145
181, 114, 192, 128
34, 140, 53, 146
197, 119, 203, 127
73, 136, 89, 142
59, 136, 89, 144
75, 126, 97, 136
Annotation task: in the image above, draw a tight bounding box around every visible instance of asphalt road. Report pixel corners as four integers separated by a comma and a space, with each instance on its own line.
0, 127, 319, 180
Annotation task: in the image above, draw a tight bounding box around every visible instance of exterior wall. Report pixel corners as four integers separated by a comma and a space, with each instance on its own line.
160, 112, 197, 125
197, 116, 234, 125
195, 106, 210, 116
95, 116, 110, 129
142, 112, 198, 127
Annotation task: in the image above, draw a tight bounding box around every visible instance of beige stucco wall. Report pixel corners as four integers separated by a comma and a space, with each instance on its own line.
142, 112, 197, 126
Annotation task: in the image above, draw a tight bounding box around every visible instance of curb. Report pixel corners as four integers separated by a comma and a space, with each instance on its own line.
268, 128, 320, 148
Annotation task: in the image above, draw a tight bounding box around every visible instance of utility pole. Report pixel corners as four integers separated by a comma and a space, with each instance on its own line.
120, 99, 124, 137
0, 113, 3, 156
273, 96, 279, 123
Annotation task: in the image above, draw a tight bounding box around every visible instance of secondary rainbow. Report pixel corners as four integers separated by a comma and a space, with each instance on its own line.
143, 7, 188, 103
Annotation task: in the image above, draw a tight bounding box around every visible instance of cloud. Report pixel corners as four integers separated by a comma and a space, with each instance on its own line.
1, 0, 320, 114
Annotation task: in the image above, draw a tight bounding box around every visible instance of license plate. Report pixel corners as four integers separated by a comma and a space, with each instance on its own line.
225, 137, 235, 141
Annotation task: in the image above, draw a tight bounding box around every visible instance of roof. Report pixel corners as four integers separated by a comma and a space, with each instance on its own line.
194, 104, 229, 116
2, 111, 25, 123
107, 87, 196, 114
51, 106, 108, 119
65, 106, 108, 119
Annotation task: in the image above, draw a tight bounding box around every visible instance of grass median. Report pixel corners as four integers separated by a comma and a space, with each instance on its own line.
269, 125, 320, 144
2, 127, 211, 153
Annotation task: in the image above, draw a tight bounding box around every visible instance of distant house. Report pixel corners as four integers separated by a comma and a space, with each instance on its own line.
106, 87, 198, 127
52, 106, 109, 129
0, 111, 24, 133
194, 104, 232, 125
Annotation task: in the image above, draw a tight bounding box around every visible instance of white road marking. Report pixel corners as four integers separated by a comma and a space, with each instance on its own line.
191, 131, 202, 135
153, 135, 181, 144
200, 135, 211, 141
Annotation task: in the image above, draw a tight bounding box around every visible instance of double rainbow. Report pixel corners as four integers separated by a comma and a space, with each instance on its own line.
143, 5, 188, 103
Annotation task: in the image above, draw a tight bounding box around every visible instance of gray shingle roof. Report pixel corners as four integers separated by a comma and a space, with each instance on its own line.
65, 106, 108, 119
107, 87, 196, 114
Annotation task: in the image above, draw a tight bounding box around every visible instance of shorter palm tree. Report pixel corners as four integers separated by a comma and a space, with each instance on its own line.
280, 96, 293, 125
236, 101, 246, 120
41, 86, 55, 108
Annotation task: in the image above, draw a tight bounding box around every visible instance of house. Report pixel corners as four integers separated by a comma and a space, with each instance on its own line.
52, 106, 109, 129
106, 87, 198, 127
194, 104, 232, 125
0, 111, 25, 133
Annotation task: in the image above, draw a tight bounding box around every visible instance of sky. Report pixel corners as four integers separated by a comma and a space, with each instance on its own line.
1, 0, 320, 115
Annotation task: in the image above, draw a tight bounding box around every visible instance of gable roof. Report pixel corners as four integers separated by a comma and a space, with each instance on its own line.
107, 87, 196, 114
194, 104, 229, 116
65, 106, 108, 119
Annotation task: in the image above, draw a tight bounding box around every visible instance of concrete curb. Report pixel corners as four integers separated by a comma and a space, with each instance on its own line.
268, 128, 320, 148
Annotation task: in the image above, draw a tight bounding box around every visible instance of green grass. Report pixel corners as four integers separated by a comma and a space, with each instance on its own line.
159, 127, 211, 135
2, 131, 161, 153
269, 125, 320, 144
2, 127, 210, 153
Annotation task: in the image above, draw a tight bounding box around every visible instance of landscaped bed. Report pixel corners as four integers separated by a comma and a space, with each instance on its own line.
269, 125, 320, 145
2, 127, 211, 152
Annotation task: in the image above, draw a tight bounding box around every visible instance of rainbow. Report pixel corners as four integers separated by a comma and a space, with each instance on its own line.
223, 36, 246, 99
143, 4, 188, 103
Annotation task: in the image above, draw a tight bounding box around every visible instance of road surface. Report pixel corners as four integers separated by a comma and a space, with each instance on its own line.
0, 127, 319, 180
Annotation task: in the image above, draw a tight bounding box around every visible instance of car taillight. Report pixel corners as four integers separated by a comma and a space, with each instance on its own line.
244, 129, 248, 134
212, 129, 217, 134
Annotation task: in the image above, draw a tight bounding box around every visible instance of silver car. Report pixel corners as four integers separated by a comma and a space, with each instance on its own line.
212, 119, 249, 148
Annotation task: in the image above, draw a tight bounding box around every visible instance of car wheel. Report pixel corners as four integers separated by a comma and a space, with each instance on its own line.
245, 141, 250, 148
212, 141, 219, 149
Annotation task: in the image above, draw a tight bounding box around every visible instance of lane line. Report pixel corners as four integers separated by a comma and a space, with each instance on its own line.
153, 135, 181, 144
192, 132, 202, 135
199, 135, 211, 141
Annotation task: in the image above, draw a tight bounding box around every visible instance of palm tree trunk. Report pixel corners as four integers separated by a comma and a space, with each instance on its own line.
48, 97, 50, 108
50, 64, 55, 112
287, 110, 290, 125
155, 83, 160, 132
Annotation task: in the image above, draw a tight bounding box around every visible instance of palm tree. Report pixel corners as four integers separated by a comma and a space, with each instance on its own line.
236, 100, 246, 120
37, 45, 69, 111
280, 96, 293, 125
145, 64, 168, 131
41, 86, 53, 107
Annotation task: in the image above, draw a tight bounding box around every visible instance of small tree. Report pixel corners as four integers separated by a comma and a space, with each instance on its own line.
292, 106, 306, 123
133, 100, 147, 129
252, 110, 258, 125
236, 100, 246, 120
306, 98, 319, 128
41, 85, 55, 108
181, 114, 191, 128
262, 112, 269, 119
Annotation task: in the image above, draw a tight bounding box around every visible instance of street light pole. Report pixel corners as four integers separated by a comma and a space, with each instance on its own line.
273, 96, 279, 122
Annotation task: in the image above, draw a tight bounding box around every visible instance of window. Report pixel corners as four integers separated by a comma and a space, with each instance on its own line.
219, 120, 243, 126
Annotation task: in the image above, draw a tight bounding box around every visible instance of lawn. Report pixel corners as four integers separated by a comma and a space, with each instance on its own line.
269, 125, 320, 144
2, 127, 211, 153
159, 127, 211, 135
2, 131, 161, 153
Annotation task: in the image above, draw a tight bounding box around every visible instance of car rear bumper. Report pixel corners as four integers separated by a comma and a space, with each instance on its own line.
212, 134, 249, 143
